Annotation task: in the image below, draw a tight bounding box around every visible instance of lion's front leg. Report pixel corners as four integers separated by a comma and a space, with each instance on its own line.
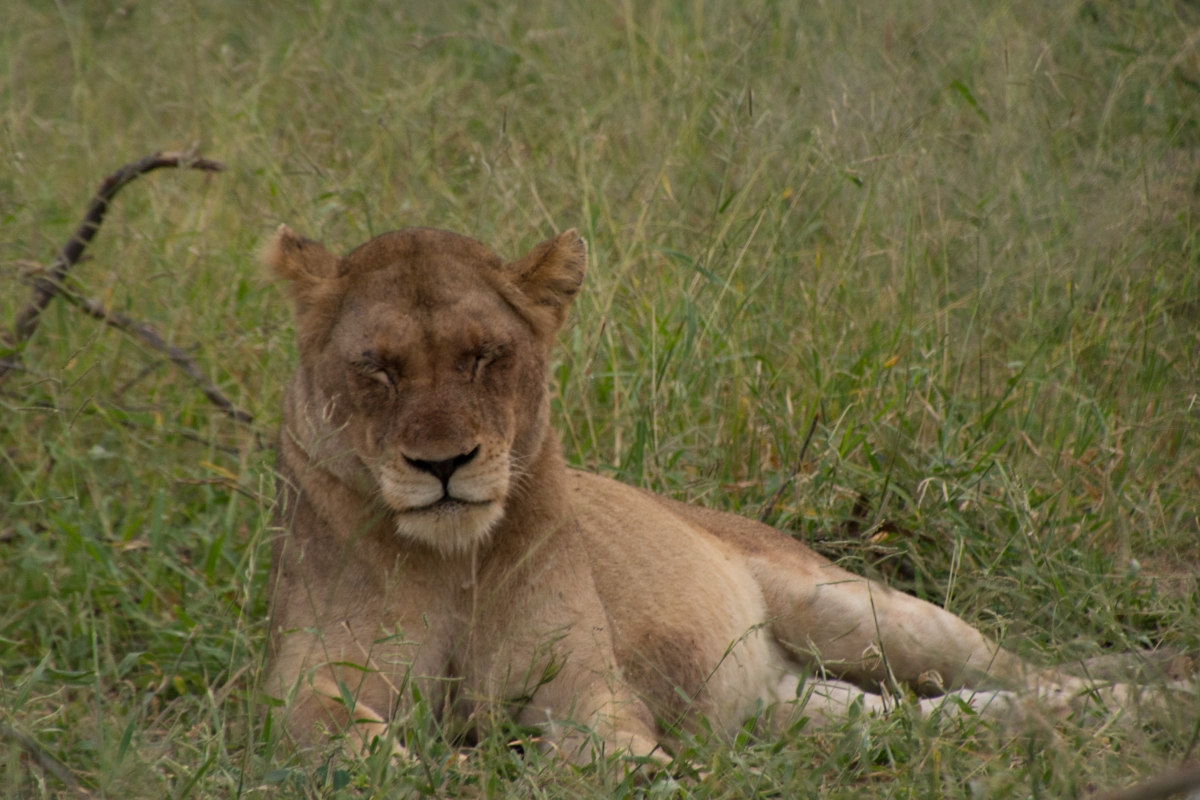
466, 621, 671, 768
267, 622, 429, 759
281, 669, 407, 757
516, 674, 669, 768
467, 549, 672, 769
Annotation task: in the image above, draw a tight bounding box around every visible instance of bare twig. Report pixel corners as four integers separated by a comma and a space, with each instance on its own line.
0, 725, 89, 797
1089, 764, 1200, 800
62, 290, 253, 424
759, 413, 819, 524
113, 358, 166, 399
0, 151, 224, 385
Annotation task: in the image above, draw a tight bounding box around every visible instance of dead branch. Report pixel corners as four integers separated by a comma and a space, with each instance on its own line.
1, 151, 224, 385
1089, 764, 1200, 800
61, 290, 253, 425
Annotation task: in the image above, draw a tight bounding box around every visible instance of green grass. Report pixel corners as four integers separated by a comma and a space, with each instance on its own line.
1, 0, 1198, 796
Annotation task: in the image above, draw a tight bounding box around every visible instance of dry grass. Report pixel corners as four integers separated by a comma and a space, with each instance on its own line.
1, 0, 1198, 796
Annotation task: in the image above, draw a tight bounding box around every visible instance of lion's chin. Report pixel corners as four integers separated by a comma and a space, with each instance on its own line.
392, 499, 504, 555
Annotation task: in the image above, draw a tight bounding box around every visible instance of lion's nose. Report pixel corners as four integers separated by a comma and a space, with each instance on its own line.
404, 446, 480, 491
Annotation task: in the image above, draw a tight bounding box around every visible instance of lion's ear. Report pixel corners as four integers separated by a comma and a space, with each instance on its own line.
264, 224, 339, 286
505, 229, 587, 331
264, 224, 343, 353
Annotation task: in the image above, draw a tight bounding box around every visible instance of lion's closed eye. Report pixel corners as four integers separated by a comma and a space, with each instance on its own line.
457, 352, 485, 376
462, 341, 511, 379
352, 351, 397, 387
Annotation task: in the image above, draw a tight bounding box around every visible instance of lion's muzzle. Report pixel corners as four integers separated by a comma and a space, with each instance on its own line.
376, 444, 511, 553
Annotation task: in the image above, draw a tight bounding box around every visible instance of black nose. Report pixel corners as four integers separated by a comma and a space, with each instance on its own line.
404, 446, 480, 491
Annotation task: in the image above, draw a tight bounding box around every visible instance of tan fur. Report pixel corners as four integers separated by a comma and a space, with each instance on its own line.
264, 225, 1151, 763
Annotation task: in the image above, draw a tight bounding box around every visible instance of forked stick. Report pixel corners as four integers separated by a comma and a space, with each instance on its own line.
1, 151, 224, 385
63, 288, 253, 424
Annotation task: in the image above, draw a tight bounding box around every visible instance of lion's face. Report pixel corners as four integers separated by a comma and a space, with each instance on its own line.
327, 265, 531, 551
267, 226, 586, 553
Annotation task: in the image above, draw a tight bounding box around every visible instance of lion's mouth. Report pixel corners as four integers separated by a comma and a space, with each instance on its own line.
411, 496, 493, 514
389, 486, 507, 554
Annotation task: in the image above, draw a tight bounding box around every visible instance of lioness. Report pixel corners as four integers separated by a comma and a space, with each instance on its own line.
265, 225, 1139, 763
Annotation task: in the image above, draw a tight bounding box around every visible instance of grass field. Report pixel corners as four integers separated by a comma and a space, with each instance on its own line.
1, 0, 1198, 796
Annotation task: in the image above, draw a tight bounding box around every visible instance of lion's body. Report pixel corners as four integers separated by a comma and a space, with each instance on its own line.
264, 225, 1114, 761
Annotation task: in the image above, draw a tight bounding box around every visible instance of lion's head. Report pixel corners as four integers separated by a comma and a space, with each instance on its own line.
265, 225, 586, 554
